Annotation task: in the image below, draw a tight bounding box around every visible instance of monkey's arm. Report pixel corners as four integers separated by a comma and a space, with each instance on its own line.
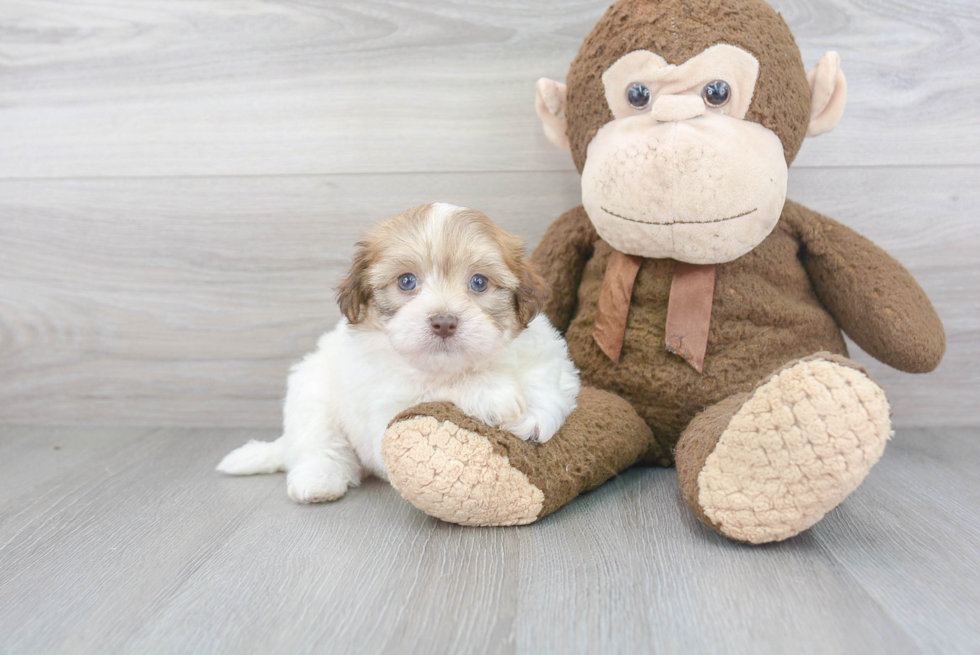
784, 199, 945, 373
532, 206, 600, 333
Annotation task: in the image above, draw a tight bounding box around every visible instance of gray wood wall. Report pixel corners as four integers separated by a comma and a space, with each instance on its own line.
1, 0, 977, 428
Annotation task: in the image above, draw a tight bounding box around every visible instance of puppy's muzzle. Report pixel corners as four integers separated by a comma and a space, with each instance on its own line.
429, 313, 458, 339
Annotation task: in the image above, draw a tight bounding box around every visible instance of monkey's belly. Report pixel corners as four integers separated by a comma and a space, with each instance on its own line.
565, 234, 847, 452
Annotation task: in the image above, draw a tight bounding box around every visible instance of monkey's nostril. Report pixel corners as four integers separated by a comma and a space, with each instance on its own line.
429, 314, 458, 339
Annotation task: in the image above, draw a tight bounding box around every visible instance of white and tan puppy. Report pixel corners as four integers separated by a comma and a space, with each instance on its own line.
217, 203, 580, 503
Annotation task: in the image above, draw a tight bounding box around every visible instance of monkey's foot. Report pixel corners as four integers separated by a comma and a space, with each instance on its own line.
676, 354, 892, 544
382, 414, 544, 525
382, 388, 653, 526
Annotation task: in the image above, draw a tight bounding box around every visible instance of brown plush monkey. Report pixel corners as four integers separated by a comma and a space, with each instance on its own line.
381, 0, 945, 543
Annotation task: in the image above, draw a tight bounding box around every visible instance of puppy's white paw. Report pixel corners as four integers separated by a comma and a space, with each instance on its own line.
502, 411, 556, 444
502, 413, 539, 442
286, 460, 348, 504
483, 383, 527, 428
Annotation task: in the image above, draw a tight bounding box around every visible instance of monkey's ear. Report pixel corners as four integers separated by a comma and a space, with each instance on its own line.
806, 52, 847, 137
535, 78, 571, 151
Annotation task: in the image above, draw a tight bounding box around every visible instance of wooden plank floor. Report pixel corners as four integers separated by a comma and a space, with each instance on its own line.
1, 426, 978, 654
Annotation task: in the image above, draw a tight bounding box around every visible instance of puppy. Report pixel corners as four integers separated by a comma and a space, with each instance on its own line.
217, 203, 580, 503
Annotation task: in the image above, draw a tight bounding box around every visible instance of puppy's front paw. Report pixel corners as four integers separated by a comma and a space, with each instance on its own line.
501, 413, 541, 442
286, 460, 348, 504
501, 411, 558, 444
484, 385, 527, 428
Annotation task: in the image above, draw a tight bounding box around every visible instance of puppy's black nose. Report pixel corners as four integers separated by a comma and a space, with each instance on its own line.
429, 314, 458, 339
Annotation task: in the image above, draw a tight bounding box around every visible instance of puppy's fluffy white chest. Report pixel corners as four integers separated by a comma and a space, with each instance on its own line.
305, 315, 578, 478
309, 321, 432, 478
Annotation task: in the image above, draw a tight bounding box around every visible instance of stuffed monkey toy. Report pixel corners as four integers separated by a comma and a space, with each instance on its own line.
381, 0, 945, 543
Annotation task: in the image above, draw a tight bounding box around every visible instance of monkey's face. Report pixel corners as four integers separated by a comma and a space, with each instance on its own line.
534, 0, 847, 265
581, 45, 787, 264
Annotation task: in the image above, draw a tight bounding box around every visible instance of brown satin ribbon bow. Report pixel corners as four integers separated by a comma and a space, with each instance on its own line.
593, 250, 716, 373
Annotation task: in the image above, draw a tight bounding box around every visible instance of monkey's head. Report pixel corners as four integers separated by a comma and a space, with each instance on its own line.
536, 0, 846, 264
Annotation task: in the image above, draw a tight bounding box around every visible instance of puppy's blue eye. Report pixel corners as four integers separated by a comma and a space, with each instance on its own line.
469, 274, 488, 293
397, 273, 417, 291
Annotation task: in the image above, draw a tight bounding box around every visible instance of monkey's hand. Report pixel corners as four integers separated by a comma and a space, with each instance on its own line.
786, 199, 945, 373
531, 206, 600, 333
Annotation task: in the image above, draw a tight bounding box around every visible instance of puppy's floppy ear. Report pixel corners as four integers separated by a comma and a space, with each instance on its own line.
336, 241, 373, 324
492, 224, 548, 327
514, 258, 547, 328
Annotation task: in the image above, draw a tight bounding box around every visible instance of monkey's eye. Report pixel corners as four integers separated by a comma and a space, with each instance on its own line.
397, 273, 418, 292
468, 274, 489, 293
626, 83, 652, 109
702, 80, 731, 108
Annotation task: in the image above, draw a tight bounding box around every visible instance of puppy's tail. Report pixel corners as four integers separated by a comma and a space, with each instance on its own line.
216, 437, 286, 475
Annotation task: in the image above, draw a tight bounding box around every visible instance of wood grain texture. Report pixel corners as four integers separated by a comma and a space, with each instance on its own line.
1, 0, 977, 427
0, 426, 977, 654
0, 0, 978, 179
812, 428, 980, 654
1, 167, 976, 427
0, 171, 580, 426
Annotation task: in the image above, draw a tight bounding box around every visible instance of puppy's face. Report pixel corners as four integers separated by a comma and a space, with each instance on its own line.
337, 203, 545, 373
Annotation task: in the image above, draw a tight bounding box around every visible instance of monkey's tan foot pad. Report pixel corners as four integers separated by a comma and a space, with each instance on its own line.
677, 354, 892, 544
383, 415, 545, 526
383, 391, 654, 526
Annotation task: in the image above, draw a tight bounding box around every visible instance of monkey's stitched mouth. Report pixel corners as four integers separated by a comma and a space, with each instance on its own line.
601, 206, 757, 225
